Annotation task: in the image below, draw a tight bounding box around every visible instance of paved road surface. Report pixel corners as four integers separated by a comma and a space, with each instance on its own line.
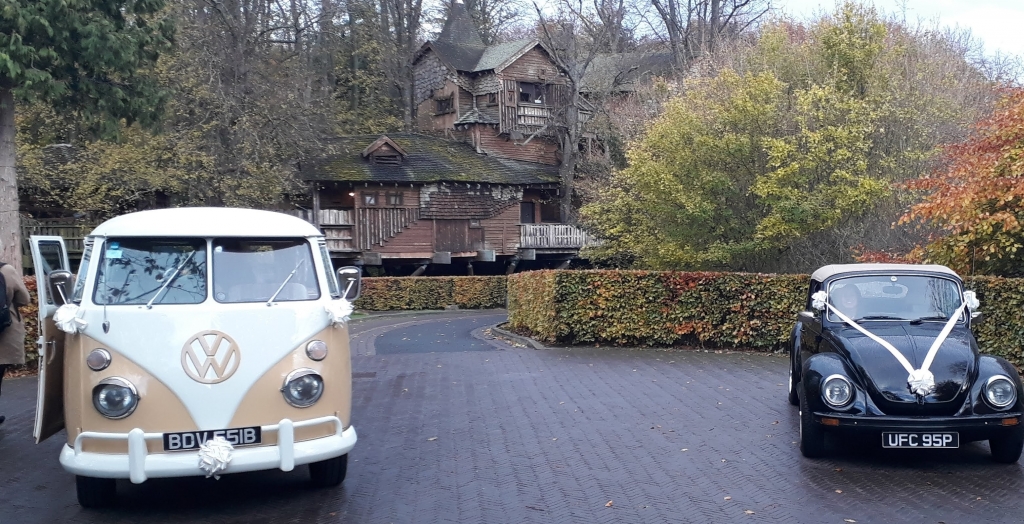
1, 310, 1022, 523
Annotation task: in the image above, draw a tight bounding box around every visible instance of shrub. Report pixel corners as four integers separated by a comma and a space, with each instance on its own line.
508, 270, 805, 349
354, 276, 506, 311
967, 276, 1024, 366
20, 276, 40, 367
508, 271, 1024, 367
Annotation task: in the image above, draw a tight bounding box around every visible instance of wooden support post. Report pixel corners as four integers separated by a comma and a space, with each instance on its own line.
312, 185, 321, 230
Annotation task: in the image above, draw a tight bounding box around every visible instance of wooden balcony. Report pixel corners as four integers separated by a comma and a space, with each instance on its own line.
516, 105, 552, 128
519, 224, 594, 249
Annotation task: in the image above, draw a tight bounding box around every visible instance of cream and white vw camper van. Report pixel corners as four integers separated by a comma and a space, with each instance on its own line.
29, 208, 359, 508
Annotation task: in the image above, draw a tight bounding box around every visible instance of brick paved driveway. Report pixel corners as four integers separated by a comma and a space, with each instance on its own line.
2, 310, 1023, 523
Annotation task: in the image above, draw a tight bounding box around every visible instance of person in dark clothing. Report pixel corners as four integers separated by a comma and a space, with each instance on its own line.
0, 262, 32, 427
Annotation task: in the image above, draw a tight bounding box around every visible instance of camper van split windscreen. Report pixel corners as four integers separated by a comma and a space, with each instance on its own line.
93, 238, 208, 305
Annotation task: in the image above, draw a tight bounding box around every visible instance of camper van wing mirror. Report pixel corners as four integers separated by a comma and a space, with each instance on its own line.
48, 270, 73, 306
337, 266, 361, 301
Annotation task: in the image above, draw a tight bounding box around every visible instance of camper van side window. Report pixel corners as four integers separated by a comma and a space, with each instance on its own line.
212, 238, 321, 303
72, 238, 94, 303
92, 238, 208, 305
319, 242, 340, 298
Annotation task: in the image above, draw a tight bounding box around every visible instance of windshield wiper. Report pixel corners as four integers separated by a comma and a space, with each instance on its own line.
851, 315, 907, 322
267, 259, 305, 306
146, 251, 196, 309
910, 315, 952, 325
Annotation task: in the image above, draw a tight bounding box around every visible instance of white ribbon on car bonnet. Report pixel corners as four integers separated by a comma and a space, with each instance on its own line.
811, 290, 979, 397
53, 304, 88, 334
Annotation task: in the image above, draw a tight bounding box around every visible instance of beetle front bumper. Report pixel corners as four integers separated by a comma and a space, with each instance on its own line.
59, 416, 357, 483
812, 411, 1022, 441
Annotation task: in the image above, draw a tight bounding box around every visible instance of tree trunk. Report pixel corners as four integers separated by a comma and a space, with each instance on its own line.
0, 88, 22, 273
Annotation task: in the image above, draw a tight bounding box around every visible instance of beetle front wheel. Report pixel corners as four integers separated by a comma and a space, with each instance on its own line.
990, 425, 1024, 464
798, 388, 826, 458
788, 366, 799, 406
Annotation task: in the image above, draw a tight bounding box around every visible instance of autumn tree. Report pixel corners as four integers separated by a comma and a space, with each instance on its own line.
901, 89, 1024, 277
0, 0, 173, 271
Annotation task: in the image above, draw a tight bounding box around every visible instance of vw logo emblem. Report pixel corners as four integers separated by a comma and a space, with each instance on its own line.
181, 331, 241, 384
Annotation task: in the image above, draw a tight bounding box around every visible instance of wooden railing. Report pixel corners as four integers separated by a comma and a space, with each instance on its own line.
517, 105, 552, 128
519, 224, 594, 249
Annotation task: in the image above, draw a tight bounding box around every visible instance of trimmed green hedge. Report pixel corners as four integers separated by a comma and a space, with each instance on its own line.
354, 276, 507, 311
508, 271, 1024, 366
508, 270, 805, 349
966, 276, 1024, 366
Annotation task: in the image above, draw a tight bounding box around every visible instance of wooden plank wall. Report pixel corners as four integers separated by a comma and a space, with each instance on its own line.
481, 204, 522, 255
376, 217, 434, 255
477, 125, 559, 165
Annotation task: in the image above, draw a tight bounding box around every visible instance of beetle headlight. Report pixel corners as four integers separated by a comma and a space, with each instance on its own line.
92, 377, 139, 419
282, 369, 324, 408
306, 340, 328, 361
821, 374, 854, 408
985, 375, 1017, 409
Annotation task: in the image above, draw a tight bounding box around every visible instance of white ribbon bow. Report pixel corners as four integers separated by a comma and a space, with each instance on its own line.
53, 304, 88, 334
325, 299, 354, 327
811, 290, 978, 397
197, 436, 234, 479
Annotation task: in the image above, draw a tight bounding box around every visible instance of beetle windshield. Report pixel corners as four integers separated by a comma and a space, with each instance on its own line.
826, 275, 963, 323
92, 238, 208, 305
212, 238, 320, 303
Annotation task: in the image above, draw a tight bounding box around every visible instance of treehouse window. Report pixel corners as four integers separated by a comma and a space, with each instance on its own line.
519, 83, 545, 104
487, 93, 498, 106
372, 153, 401, 165
540, 201, 560, 223
362, 192, 378, 206
386, 192, 403, 205
436, 95, 454, 115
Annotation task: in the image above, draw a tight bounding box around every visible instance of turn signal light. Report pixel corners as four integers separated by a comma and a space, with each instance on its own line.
821, 417, 840, 426
1002, 418, 1019, 426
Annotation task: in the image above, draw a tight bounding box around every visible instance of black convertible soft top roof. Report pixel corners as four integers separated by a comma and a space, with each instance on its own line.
810, 263, 960, 282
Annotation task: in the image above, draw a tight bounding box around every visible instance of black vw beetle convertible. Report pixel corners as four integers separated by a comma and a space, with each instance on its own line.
789, 263, 1024, 462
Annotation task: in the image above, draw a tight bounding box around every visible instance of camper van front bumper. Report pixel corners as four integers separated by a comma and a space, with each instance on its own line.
59, 416, 357, 483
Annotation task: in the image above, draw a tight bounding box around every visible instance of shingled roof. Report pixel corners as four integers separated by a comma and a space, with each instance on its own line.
301, 133, 560, 185
414, 2, 546, 74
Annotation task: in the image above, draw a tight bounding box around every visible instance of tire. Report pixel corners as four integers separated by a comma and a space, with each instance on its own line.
990, 424, 1024, 464
788, 361, 800, 406
76, 476, 116, 508
309, 454, 348, 487
798, 387, 826, 458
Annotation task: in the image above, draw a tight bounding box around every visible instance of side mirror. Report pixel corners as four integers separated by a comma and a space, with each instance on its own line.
47, 270, 74, 306
798, 310, 817, 322
970, 310, 984, 324
337, 266, 361, 301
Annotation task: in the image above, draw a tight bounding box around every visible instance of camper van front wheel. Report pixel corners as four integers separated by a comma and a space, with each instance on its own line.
76, 476, 116, 508
309, 454, 348, 488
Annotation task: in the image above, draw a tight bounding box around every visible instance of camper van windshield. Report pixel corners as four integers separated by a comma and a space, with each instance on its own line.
212, 239, 320, 303
93, 238, 208, 305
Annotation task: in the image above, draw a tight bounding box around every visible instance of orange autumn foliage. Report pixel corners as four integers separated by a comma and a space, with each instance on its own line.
901, 89, 1024, 276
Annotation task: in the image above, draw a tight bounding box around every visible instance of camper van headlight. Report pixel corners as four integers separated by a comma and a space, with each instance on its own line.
92, 377, 139, 419
282, 369, 324, 408
306, 340, 328, 361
